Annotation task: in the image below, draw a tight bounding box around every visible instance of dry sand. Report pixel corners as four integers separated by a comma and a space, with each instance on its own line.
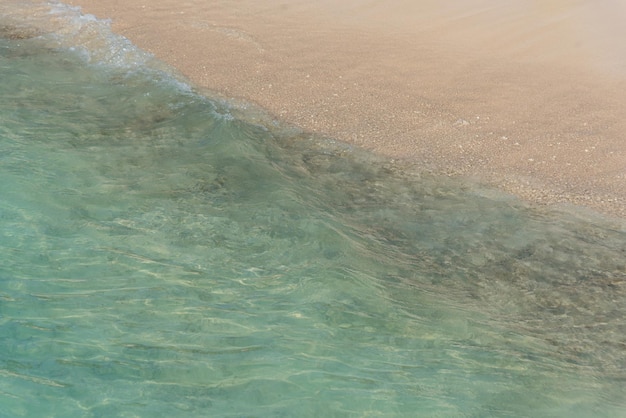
62, 0, 626, 217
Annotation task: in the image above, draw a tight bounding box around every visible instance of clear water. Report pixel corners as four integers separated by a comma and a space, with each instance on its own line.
1, 3, 625, 417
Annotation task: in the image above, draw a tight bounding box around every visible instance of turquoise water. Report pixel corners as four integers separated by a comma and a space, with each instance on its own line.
1, 3, 625, 417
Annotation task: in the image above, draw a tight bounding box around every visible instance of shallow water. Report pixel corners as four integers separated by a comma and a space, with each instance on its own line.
1, 2, 625, 417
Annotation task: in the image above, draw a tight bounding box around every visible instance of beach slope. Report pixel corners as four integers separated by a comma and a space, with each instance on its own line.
62, 0, 626, 216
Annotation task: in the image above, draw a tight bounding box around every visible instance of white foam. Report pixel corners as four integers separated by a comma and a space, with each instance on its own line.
1, 1, 201, 94
46, 1, 153, 68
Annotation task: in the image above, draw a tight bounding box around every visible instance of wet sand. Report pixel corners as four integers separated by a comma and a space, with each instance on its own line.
62, 0, 626, 217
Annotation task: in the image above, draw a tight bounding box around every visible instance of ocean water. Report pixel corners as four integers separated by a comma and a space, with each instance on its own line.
1, 2, 625, 417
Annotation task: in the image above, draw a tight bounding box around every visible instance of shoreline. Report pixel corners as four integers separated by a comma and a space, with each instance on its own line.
59, 0, 626, 218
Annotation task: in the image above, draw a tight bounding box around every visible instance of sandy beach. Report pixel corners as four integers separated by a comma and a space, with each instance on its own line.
60, 0, 626, 217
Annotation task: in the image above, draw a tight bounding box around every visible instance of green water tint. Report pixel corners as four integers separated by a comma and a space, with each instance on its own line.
1, 9, 625, 418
